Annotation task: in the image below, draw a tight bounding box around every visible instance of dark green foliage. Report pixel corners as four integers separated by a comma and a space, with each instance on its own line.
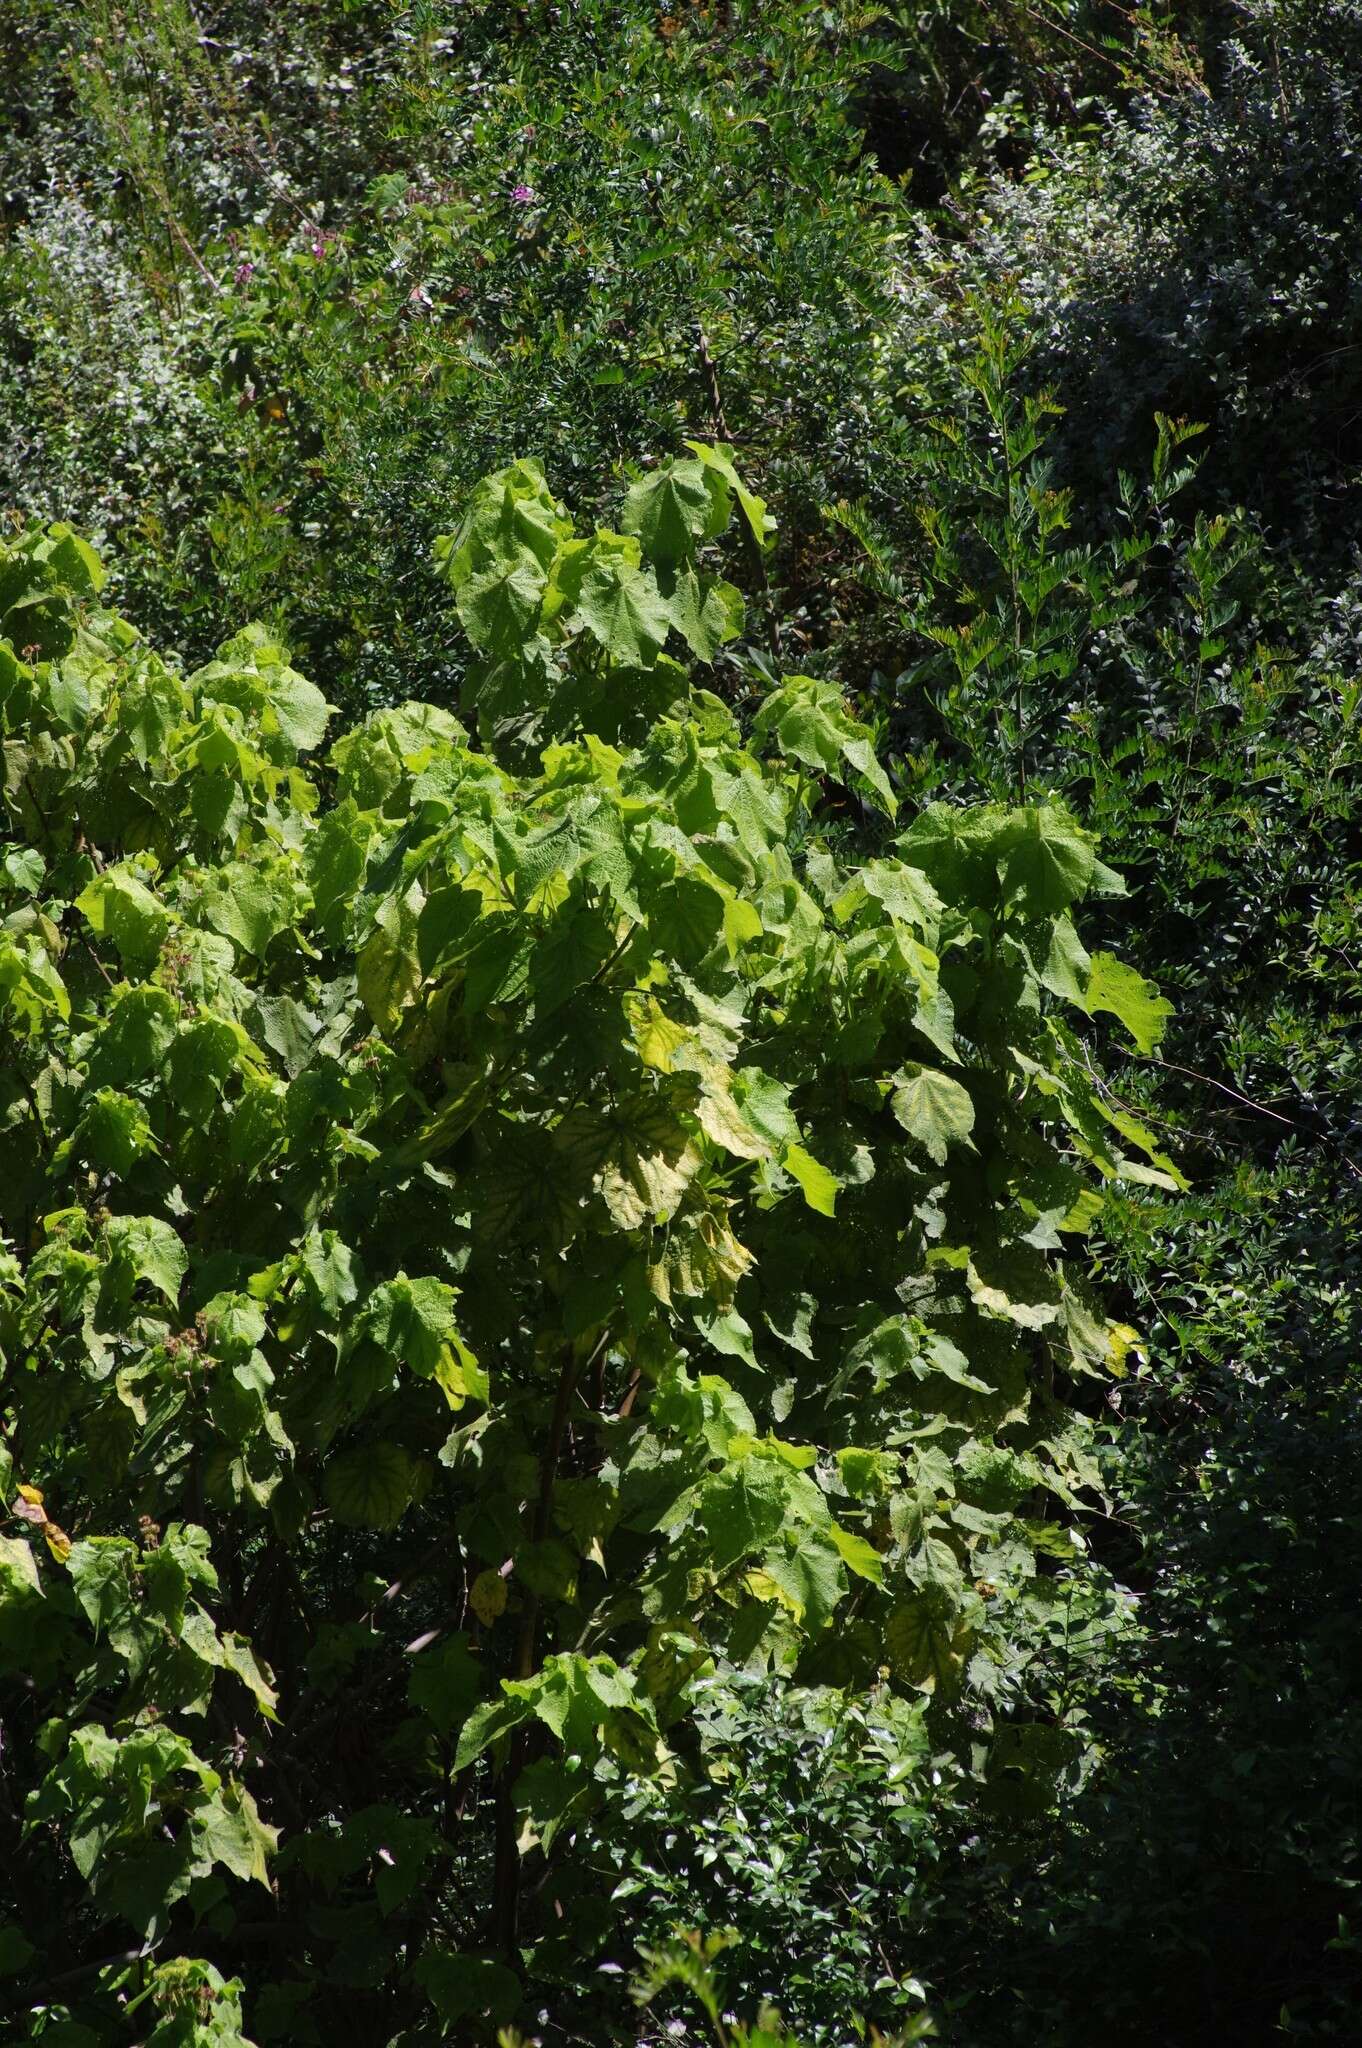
3, 2, 1362, 2043
0, 0, 908, 710
1041, 1166, 1362, 2041
932, 2, 1362, 571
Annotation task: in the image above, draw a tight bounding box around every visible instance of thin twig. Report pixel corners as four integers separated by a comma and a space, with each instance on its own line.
1134, 1055, 1297, 1127
4, 1945, 151, 2011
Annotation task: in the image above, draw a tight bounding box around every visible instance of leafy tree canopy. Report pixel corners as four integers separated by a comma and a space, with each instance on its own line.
0, 454, 1170, 2039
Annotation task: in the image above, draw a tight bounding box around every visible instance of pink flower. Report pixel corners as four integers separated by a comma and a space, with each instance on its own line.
234, 260, 256, 287
511, 183, 534, 205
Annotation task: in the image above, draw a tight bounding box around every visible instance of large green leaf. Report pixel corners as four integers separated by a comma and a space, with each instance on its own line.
700, 1459, 790, 1571
997, 805, 1096, 915
189, 1780, 278, 1887
621, 459, 713, 562
890, 1065, 976, 1164
576, 554, 672, 669
886, 1583, 971, 1694
105, 1216, 186, 1303
457, 553, 547, 655
76, 865, 171, 971
1083, 949, 1174, 1053
324, 1443, 419, 1529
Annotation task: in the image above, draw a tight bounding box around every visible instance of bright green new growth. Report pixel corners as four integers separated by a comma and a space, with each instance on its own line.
0, 454, 1172, 2034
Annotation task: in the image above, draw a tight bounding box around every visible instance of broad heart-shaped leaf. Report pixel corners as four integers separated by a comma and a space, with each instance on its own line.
499, 1653, 644, 1761
71, 1087, 156, 1176
46, 654, 93, 732
829, 1522, 885, 1582
104, 1215, 186, 1303
216, 1632, 279, 1718
699, 1458, 789, 1571
141, 1521, 217, 1631
0, 1533, 42, 1599
39, 521, 106, 595
296, 1228, 361, 1318
357, 1274, 479, 1399
557, 1094, 698, 1230
575, 552, 672, 669
76, 864, 170, 971
658, 563, 745, 663
188, 1779, 277, 1887
890, 1065, 976, 1164
886, 1582, 971, 1693
196, 858, 305, 957
751, 674, 896, 815
621, 459, 713, 562
193, 625, 334, 755
996, 804, 1096, 915
0, 935, 69, 1034
67, 1536, 137, 1633
752, 674, 844, 772
860, 857, 945, 941
438, 457, 567, 581
358, 892, 422, 1030
324, 1443, 419, 1529
416, 1949, 522, 2027
261, 661, 332, 754
87, 984, 178, 1087
457, 552, 547, 656
1040, 912, 1092, 1003
2, 843, 45, 892
756, 1526, 845, 1628
684, 439, 776, 548
839, 730, 897, 816
1082, 950, 1174, 1053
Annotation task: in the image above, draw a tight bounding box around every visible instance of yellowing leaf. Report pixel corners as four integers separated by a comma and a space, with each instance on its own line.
692, 1074, 770, 1161
829, 1522, 883, 1582
629, 996, 691, 1073
470, 1569, 508, 1626
722, 895, 762, 955
0, 1533, 42, 1596
782, 1141, 839, 1216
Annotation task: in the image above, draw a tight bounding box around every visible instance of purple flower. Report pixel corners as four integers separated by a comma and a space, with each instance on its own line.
511, 183, 535, 205
234, 260, 256, 287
